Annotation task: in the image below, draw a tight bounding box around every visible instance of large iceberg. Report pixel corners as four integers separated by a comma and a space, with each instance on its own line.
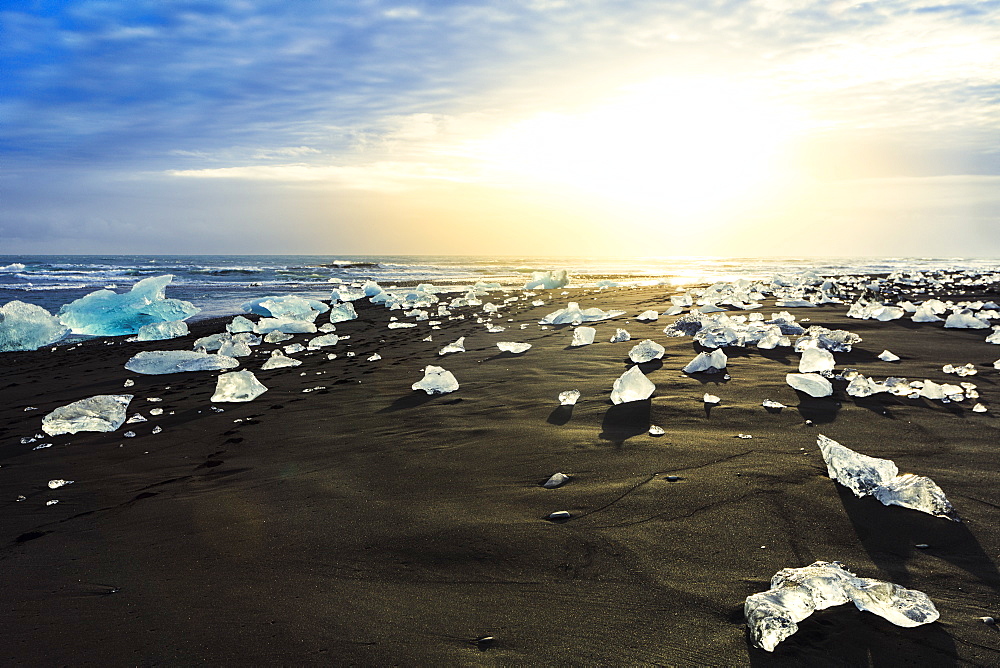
42, 394, 133, 435
524, 269, 570, 290
817, 434, 957, 520
745, 560, 939, 652
412, 365, 459, 394
0, 301, 69, 351
125, 350, 239, 375
57, 275, 199, 336
212, 370, 268, 402
610, 366, 655, 404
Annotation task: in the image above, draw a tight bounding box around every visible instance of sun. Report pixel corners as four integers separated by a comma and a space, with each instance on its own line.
469, 77, 805, 219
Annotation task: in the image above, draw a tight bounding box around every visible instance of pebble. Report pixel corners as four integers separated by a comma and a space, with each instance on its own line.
664, 475, 680, 482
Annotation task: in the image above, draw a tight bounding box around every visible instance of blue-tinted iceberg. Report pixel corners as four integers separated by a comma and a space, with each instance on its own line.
57, 275, 199, 336
125, 350, 240, 374
0, 301, 70, 351
42, 394, 133, 435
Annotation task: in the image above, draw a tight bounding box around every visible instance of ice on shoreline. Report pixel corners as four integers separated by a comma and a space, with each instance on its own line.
0, 301, 69, 351
57, 275, 199, 337
42, 394, 133, 435
412, 365, 459, 394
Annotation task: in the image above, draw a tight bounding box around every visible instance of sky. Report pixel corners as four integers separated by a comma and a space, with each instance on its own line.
2, 0, 1000, 257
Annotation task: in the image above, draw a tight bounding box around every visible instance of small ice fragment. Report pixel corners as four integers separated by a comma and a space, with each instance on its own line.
628, 339, 665, 363
497, 341, 531, 353
387, 322, 417, 329
648, 425, 665, 436
543, 472, 570, 488
47, 479, 73, 489
264, 330, 293, 343
799, 347, 835, 373
151, 425, 162, 434
261, 349, 302, 369
547, 510, 571, 521
570, 326, 597, 347
817, 434, 957, 520
33, 443, 52, 450
610, 328, 631, 343
745, 561, 940, 652
438, 337, 466, 355
123, 379, 135, 388
762, 400, 786, 409
308, 333, 340, 349
149, 407, 163, 416
422, 335, 433, 342
16, 495, 26, 501
211, 370, 268, 403
878, 350, 900, 362
46, 499, 59, 506
284, 343, 305, 354
682, 349, 727, 373
636, 310, 659, 321
558, 390, 581, 405
610, 366, 655, 404
703, 393, 720, 404
327, 353, 337, 360
786, 373, 833, 397
367, 353, 382, 361
412, 365, 459, 394
737, 433, 753, 439
42, 394, 134, 436
123, 431, 136, 438
972, 403, 987, 413
126, 413, 147, 423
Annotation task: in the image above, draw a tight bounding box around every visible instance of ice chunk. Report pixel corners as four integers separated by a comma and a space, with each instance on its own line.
241, 295, 327, 320
524, 269, 570, 290
412, 365, 459, 394
254, 317, 317, 335
539, 302, 625, 325
972, 403, 987, 413
628, 339, 665, 363
438, 336, 466, 355
125, 350, 239, 375
919, 379, 946, 400
328, 301, 358, 324
136, 320, 189, 341
648, 425, 665, 436
817, 434, 957, 519
42, 394, 133, 435
610, 366, 655, 404
762, 399, 786, 409
610, 328, 631, 343
284, 343, 305, 354
944, 311, 989, 329
307, 333, 340, 348
261, 350, 302, 369
703, 393, 720, 404
987, 329, 1000, 344
878, 350, 900, 362
57, 275, 199, 336
48, 479, 73, 489
682, 349, 727, 373
786, 373, 832, 397
570, 326, 597, 347
543, 472, 570, 488
497, 341, 531, 353
558, 390, 580, 405
0, 301, 70, 351
799, 347, 835, 373
745, 560, 940, 652
942, 362, 977, 376
211, 370, 268, 402
264, 330, 293, 343
911, 305, 943, 323
227, 315, 255, 333
218, 338, 251, 357
636, 310, 659, 321
846, 374, 886, 398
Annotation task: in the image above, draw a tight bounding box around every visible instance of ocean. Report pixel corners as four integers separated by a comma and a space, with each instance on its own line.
2, 254, 998, 321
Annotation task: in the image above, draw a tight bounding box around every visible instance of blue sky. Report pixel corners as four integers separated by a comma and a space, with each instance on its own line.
3, 0, 1000, 255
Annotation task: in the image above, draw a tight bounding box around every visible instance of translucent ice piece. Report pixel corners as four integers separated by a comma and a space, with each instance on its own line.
570, 326, 596, 347
42, 394, 133, 435
878, 350, 900, 362
558, 390, 581, 405
682, 349, 727, 373
497, 341, 531, 353
328, 301, 358, 324
227, 315, 256, 333
217, 338, 252, 358
264, 330, 293, 343
241, 295, 327, 320
610, 328, 631, 343
944, 312, 989, 329
211, 370, 268, 402
438, 336, 466, 355
762, 399, 786, 409
412, 365, 459, 394
125, 351, 239, 375
48, 479, 73, 489
57, 275, 199, 336
543, 472, 570, 488
260, 350, 302, 370
846, 374, 886, 398
786, 373, 832, 397
746, 560, 939, 652
524, 269, 570, 290
308, 333, 340, 348
636, 310, 659, 321
254, 317, 317, 334
817, 434, 957, 519
704, 393, 721, 404
136, 320, 189, 341
610, 366, 655, 404
539, 302, 625, 325
0, 301, 69, 351
798, 347, 835, 374
628, 339, 665, 363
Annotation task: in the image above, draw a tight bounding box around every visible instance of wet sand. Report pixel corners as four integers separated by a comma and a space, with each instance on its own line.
1, 284, 999, 666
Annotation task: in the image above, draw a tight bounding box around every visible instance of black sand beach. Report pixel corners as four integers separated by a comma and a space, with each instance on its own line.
2, 284, 999, 665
